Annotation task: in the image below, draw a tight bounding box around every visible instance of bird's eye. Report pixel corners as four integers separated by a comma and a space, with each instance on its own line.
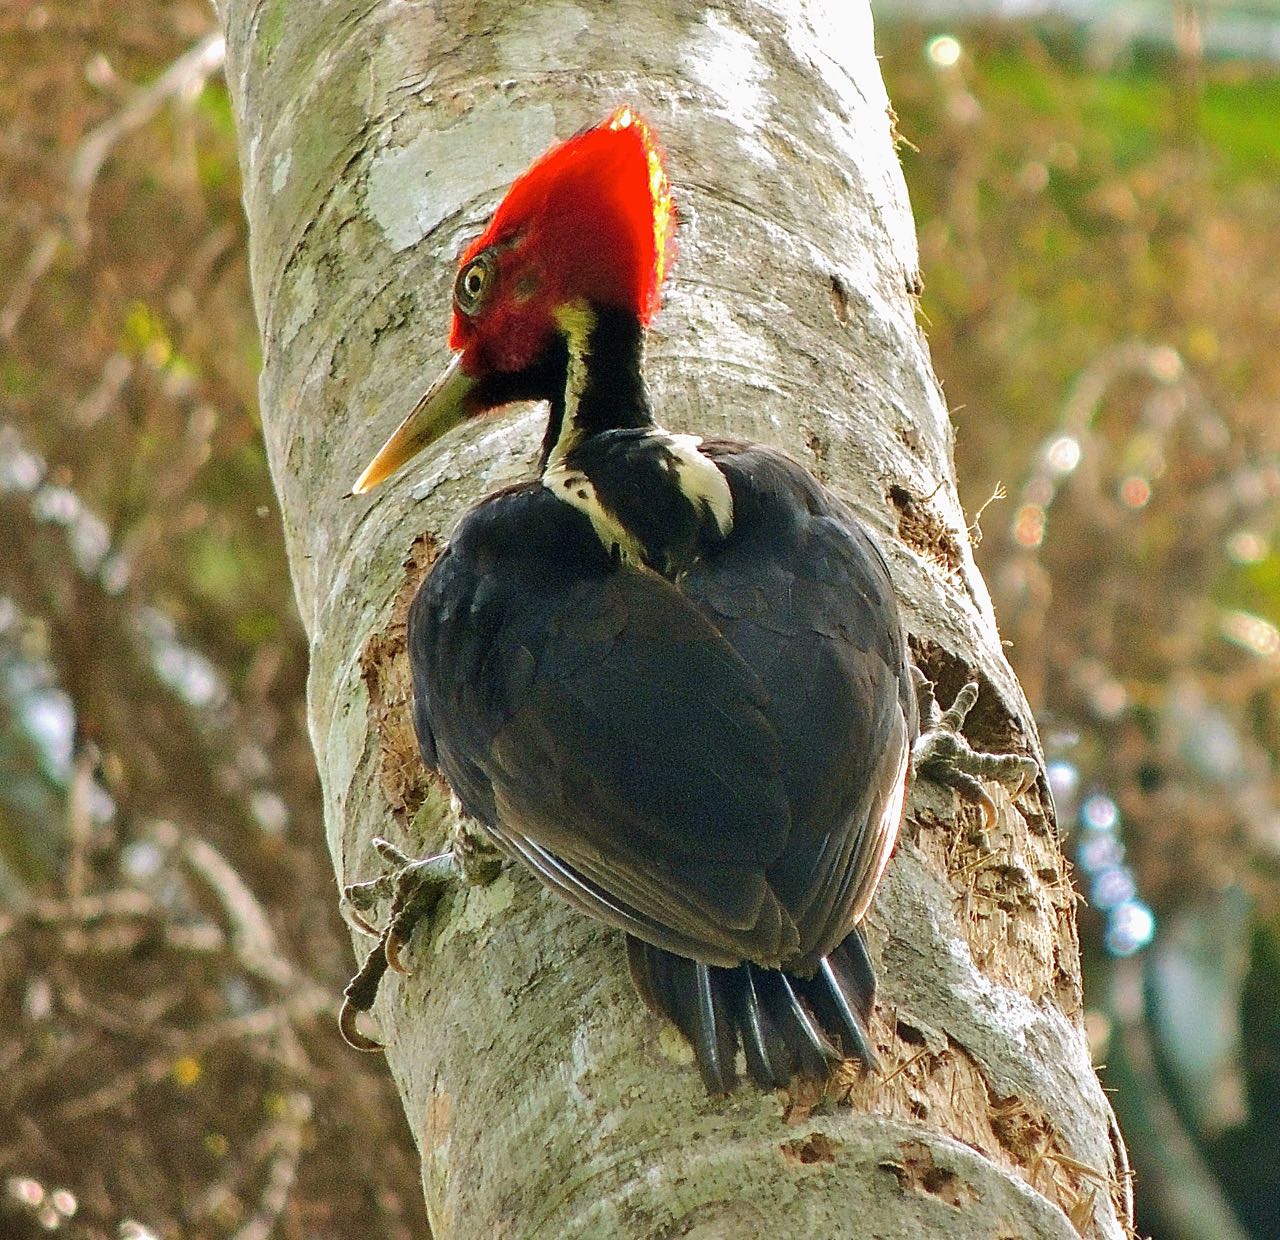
454, 253, 496, 316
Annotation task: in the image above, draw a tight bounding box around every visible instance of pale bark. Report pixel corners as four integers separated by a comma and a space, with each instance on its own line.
216, 1, 1133, 1235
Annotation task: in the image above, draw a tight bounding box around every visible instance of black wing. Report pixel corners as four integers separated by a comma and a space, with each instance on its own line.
687, 440, 916, 968
410, 441, 914, 977
410, 483, 801, 967
620, 441, 916, 1090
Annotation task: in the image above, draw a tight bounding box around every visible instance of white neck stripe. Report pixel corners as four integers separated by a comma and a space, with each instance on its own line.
545, 300, 595, 473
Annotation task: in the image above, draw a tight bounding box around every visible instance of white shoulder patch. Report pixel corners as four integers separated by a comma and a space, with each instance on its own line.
542, 464, 645, 564
662, 433, 735, 536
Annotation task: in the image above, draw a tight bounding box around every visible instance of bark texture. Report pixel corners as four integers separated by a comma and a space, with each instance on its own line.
217, 0, 1133, 1235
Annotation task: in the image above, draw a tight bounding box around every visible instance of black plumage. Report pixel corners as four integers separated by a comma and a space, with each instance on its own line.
408, 406, 916, 1091
344, 112, 1024, 1092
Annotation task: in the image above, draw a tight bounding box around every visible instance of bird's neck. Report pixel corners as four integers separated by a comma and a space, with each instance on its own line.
540, 302, 653, 473
536, 301, 734, 576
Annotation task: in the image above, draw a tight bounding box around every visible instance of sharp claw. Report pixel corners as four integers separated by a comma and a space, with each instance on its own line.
344, 905, 381, 937
339, 998, 384, 1052
940, 680, 980, 730
385, 928, 414, 975
912, 673, 1040, 824
338, 839, 489, 1050
1017, 758, 1039, 797
344, 871, 396, 915
978, 791, 997, 833
340, 933, 391, 1050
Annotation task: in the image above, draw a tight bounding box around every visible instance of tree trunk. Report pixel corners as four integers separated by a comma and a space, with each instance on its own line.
216, 1, 1133, 1235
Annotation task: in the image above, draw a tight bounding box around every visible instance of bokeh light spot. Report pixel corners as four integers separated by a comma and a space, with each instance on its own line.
1045, 435, 1081, 475
1119, 475, 1151, 508
1105, 900, 1156, 957
1013, 503, 1045, 547
1081, 794, 1119, 832
926, 35, 962, 68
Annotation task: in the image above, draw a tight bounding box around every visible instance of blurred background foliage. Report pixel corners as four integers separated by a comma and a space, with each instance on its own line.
0, 3, 424, 1237
879, 7, 1280, 1237
0, 1, 1275, 1237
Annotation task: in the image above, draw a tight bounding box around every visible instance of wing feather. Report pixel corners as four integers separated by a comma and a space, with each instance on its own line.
689, 441, 916, 963
411, 447, 915, 975
412, 487, 799, 966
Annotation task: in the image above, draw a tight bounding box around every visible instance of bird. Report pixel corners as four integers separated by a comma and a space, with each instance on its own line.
342, 106, 1036, 1093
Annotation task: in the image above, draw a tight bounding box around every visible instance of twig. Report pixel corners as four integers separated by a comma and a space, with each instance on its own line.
1044, 1148, 1113, 1186
951, 849, 999, 882
64, 742, 99, 902
0, 31, 226, 341
0, 229, 61, 342
178, 834, 311, 994
18, 889, 155, 928
231, 1092, 313, 1240
46, 996, 323, 1128
967, 481, 1006, 546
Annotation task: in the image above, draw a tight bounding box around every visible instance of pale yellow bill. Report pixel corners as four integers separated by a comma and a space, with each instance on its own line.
351, 353, 476, 494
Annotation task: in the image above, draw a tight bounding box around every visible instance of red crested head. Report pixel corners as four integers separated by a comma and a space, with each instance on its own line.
448, 106, 675, 374
352, 107, 674, 494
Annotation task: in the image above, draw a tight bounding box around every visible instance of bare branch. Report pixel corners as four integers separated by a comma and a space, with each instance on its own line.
0, 31, 226, 342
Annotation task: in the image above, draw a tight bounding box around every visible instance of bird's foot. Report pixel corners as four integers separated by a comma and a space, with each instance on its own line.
450, 813, 505, 887
339, 821, 502, 1051
911, 669, 1039, 832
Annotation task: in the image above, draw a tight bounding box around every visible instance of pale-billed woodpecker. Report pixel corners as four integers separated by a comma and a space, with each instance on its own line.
342, 107, 1036, 1094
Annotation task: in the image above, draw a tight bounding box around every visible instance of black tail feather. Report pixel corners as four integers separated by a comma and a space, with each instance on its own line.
626, 927, 879, 1093
773, 970, 841, 1077
692, 962, 738, 1093
800, 934, 881, 1072
735, 966, 790, 1089
627, 943, 736, 1092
